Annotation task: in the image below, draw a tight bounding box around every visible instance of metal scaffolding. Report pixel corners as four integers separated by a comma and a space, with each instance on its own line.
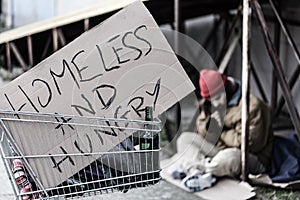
0, 0, 300, 184
172, 0, 300, 181
241, 0, 300, 180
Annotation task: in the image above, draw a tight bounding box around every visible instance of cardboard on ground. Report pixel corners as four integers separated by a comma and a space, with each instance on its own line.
161, 155, 256, 200
0, 1, 195, 188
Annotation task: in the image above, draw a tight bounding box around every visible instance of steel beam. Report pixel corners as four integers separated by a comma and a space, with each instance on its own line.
174, 0, 184, 34
41, 35, 51, 60
252, 0, 300, 138
5, 43, 11, 70
218, 30, 240, 73
10, 42, 27, 69
241, 0, 251, 182
275, 65, 300, 116
173, 0, 184, 146
217, 5, 243, 66
269, 0, 300, 117
57, 28, 66, 47
271, 0, 280, 112
27, 35, 34, 67
84, 18, 90, 31
52, 28, 59, 52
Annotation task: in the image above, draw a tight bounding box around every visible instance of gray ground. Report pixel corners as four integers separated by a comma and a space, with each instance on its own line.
0, 149, 204, 200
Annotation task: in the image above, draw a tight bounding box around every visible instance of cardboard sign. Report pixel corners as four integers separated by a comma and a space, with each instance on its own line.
0, 1, 195, 188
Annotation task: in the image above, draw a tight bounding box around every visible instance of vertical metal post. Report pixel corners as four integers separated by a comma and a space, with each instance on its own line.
174, 0, 184, 50
174, 0, 184, 34
241, 0, 251, 181
252, 0, 300, 139
5, 42, 11, 70
27, 35, 34, 67
5, 0, 13, 28
269, 0, 300, 116
271, 0, 280, 112
84, 18, 90, 31
271, 69, 278, 111
238, 37, 268, 103
173, 0, 183, 149
52, 28, 58, 52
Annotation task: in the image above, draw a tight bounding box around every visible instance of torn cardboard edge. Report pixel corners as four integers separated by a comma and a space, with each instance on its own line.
249, 174, 300, 190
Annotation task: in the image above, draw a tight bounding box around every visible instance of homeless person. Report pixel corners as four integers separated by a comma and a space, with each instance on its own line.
170, 69, 273, 192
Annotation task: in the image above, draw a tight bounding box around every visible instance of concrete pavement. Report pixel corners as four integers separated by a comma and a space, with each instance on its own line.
0, 153, 203, 200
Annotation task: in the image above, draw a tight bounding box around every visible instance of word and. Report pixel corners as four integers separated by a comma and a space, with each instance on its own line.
49, 78, 161, 173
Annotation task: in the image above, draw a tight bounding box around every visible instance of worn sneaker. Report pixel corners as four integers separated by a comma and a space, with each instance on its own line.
168, 164, 186, 180
182, 173, 216, 192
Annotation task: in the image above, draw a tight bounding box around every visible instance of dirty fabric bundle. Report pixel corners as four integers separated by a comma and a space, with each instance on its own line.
269, 131, 300, 183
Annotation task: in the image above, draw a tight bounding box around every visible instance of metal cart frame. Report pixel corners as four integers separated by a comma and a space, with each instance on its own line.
0, 110, 161, 199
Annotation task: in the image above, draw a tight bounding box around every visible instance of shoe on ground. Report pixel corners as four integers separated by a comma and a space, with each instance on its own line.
168, 164, 187, 180
182, 173, 216, 192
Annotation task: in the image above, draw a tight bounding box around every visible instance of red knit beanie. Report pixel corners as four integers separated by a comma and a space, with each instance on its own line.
199, 69, 227, 99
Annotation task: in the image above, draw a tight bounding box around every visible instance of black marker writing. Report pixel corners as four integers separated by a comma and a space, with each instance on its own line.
50, 59, 80, 95
94, 129, 104, 145
72, 50, 103, 82
146, 78, 161, 110
127, 96, 145, 118
107, 35, 121, 43
112, 45, 131, 64
32, 79, 52, 108
96, 44, 120, 72
74, 134, 93, 156
108, 34, 131, 65
94, 127, 117, 137
114, 106, 130, 131
93, 84, 117, 110
122, 32, 143, 60
50, 147, 75, 173
134, 25, 152, 56
71, 94, 96, 116
54, 115, 74, 135
4, 93, 25, 119
18, 85, 39, 113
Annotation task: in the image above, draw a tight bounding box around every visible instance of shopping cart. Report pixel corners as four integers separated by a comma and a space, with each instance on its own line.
0, 110, 161, 199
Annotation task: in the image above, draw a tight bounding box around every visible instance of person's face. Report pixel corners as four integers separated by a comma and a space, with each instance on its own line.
209, 91, 226, 109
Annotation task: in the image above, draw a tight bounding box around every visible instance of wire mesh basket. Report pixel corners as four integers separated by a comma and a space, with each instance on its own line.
0, 110, 161, 199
